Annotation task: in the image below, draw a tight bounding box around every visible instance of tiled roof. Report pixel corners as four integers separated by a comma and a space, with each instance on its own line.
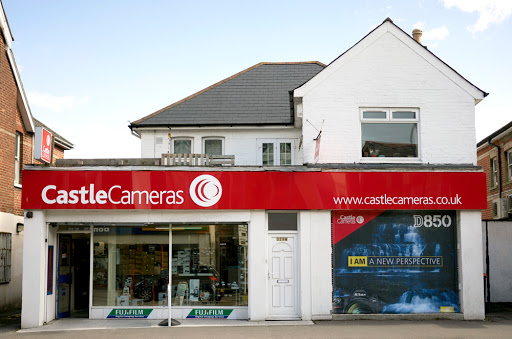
33, 118, 74, 149
131, 62, 325, 127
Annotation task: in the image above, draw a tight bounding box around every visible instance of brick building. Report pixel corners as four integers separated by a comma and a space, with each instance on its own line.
477, 121, 512, 220
0, 2, 73, 312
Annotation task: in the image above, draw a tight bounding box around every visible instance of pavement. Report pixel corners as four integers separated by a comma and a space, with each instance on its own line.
1, 305, 512, 338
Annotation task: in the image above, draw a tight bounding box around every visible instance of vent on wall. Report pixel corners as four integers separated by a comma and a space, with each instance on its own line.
155, 137, 163, 145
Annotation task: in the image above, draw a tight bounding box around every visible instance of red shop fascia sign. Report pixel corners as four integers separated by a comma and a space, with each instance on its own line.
21, 170, 486, 210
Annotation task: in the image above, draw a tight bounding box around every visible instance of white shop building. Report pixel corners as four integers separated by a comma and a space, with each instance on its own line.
21, 19, 488, 328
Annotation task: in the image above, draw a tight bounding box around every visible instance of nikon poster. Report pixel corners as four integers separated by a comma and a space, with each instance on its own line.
332, 210, 458, 314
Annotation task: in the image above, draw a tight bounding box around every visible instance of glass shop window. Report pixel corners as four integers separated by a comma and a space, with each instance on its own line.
171, 224, 248, 307
92, 225, 170, 307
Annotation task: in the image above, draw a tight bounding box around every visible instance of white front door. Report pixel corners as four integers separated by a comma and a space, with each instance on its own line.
268, 234, 299, 319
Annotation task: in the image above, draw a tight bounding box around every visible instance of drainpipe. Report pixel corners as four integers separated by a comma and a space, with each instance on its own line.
485, 221, 490, 307
488, 138, 502, 198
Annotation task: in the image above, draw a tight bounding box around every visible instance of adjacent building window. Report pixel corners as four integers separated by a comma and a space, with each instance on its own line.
490, 158, 498, 188
361, 108, 418, 158
0, 233, 12, 283
203, 138, 223, 156
258, 139, 295, 166
172, 138, 193, 154
507, 150, 512, 181
14, 132, 21, 186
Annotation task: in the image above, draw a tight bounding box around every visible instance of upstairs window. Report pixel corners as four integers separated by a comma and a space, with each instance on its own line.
361, 108, 418, 158
491, 158, 498, 188
258, 139, 295, 166
507, 150, 512, 181
172, 138, 193, 154
14, 132, 21, 186
203, 138, 223, 156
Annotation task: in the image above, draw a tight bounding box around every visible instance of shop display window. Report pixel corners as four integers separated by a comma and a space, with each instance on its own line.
92, 226, 169, 307
171, 224, 248, 307
92, 223, 248, 308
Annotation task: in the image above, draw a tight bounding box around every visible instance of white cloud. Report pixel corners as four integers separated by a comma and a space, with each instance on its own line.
413, 21, 426, 30
27, 91, 89, 112
442, 0, 512, 33
412, 23, 449, 41
422, 25, 450, 40
77, 96, 90, 105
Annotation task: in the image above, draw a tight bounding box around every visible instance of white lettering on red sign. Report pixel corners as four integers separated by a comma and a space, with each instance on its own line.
41, 129, 52, 163
41, 184, 184, 205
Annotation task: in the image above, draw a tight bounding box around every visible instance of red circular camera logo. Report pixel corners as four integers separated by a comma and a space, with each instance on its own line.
189, 175, 222, 207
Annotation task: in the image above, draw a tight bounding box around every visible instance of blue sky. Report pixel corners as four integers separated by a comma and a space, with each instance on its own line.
3, 0, 511, 158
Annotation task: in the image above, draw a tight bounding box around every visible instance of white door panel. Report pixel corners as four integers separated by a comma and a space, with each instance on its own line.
268, 234, 299, 318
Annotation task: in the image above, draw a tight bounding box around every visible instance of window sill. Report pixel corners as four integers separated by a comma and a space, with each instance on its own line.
14, 183, 22, 189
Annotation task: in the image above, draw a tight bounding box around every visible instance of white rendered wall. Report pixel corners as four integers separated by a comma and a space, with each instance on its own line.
299, 211, 332, 320
300, 31, 478, 165
459, 211, 485, 320
248, 211, 266, 321
0, 212, 24, 312
140, 127, 302, 166
21, 211, 47, 328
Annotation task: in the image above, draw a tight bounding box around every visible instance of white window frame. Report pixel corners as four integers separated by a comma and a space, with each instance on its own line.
14, 132, 21, 187
202, 137, 224, 156
257, 139, 295, 166
171, 137, 194, 154
360, 108, 420, 162
0, 232, 12, 283
507, 150, 512, 182
491, 157, 498, 188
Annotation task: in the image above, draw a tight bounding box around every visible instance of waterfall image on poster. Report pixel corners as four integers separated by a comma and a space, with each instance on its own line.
332, 210, 458, 314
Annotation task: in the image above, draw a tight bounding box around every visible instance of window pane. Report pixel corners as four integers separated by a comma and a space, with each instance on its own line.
15, 133, 20, 158
174, 140, 191, 154
392, 111, 416, 119
205, 139, 222, 156
361, 123, 418, 157
362, 111, 386, 119
93, 226, 169, 306
262, 143, 274, 166
171, 224, 248, 306
491, 159, 498, 186
279, 143, 292, 165
0, 233, 12, 283
14, 133, 20, 185
268, 213, 297, 230
508, 152, 512, 180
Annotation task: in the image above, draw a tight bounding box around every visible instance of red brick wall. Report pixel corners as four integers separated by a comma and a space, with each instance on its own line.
0, 34, 33, 216
477, 132, 512, 220
53, 145, 65, 160
33, 144, 65, 165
